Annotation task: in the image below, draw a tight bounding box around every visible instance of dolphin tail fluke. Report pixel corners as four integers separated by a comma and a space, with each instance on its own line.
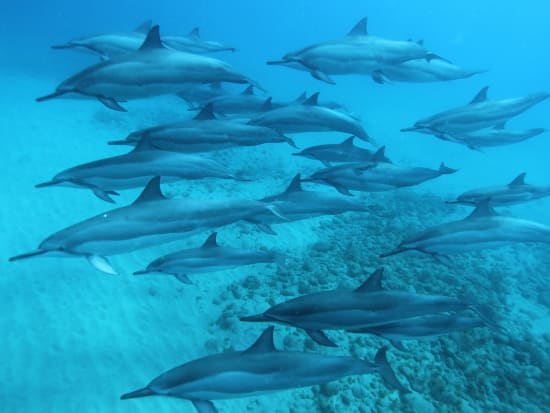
97, 96, 127, 112
36, 91, 68, 102
374, 347, 410, 393
9, 249, 48, 262
239, 313, 270, 322
120, 387, 154, 399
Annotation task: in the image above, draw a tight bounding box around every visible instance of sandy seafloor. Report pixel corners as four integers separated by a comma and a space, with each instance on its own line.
2, 55, 550, 413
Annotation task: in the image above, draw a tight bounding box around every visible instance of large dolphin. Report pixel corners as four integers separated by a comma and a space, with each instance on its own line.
381, 200, 550, 258
133, 232, 278, 284
109, 104, 296, 152
9, 178, 283, 275
248, 92, 374, 144
34, 138, 245, 203
447, 173, 550, 206
161, 27, 237, 54
442, 125, 547, 150
120, 327, 409, 413
293, 136, 391, 167
305, 162, 457, 195
267, 17, 442, 84
245, 174, 367, 235
37, 26, 261, 111
241, 268, 483, 347
401, 86, 550, 138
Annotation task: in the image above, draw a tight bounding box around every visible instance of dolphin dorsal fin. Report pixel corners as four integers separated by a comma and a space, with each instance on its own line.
134, 177, 165, 204
244, 327, 277, 354
295, 91, 307, 102
303, 92, 319, 106
469, 86, 489, 104
355, 267, 384, 293
194, 103, 216, 120
341, 136, 355, 146
417, 39, 424, 46
134, 19, 152, 34
284, 174, 303, 193
188, 27, 200, 38
261, 97, 273, 111
509, 172, 526, 187
466, 199, 497, 219
347, 17, 368, 36
139, 26, 164, 51
202, 232, 219, 248
372, 146, 387, 162
242, 85, 254, 95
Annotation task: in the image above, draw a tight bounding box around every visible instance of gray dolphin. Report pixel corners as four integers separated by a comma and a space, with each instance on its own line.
267, 17, 442, 84
447, 172, 550, 206
109, 103, 296, 152
9, 177, 284, 275
381, 199, 550, 258
37, 26, 261, 111
443, 125, 547, 150
306, 162, 457, 195
34, 138, 245, 203
241, 267, 482, 347
245, 174, 367, 235
177, 82, 228, 107
293, 136, 391, 167
248, 92, 374, 144
120, 327, 409, 413
162, 27, 237, 54
190, 85, 272, 116
133, 232, 277, 284
401, 86, 550, 138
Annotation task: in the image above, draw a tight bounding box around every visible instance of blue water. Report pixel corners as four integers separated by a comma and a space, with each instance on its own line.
2, 1, 549, 412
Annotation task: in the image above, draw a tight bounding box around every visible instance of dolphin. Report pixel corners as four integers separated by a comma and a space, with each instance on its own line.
190, 85, 272, 116
381, 199, 550, 258
108, 104, 296, 152
51, 20, 152, 59
34, 138, 245, 203
162, 27, 237, 54
267, 17, 443, 84
37, 26, 261, 111
305, 162, 457, 195
177, 82, 228, 107
133, 232, 278, 284
9, 177, 284, 275
293, 136, 391, 167
443, 125, 547, 150
241, 267, 484, 347
245, 174, 367, 235
447, 172, 550, 206
401, 86, 550, 138
247, 92, 374, 144
120, 327, 409, 413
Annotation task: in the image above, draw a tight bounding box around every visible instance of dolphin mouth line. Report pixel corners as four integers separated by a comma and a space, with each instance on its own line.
9, 249, 49, 262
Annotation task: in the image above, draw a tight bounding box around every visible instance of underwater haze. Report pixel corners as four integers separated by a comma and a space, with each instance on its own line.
2, 1, 550, 413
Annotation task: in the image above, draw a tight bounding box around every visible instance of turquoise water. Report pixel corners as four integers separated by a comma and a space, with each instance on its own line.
2, 2, 549, 412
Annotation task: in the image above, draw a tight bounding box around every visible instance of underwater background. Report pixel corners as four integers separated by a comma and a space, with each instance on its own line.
2, 1, 549, 412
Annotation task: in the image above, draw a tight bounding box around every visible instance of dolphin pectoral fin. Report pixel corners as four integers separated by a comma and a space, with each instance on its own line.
254, 222, 277, 235
191, 399, 218, 413
9, 249, 48, 262
426, 53, 451, 64
174, 273, 193, 284
374, 347, 410, 393
310, 70, 336, 85
305, 330, 338, 347
284, 136, 299, 148
265, 204, 288, 221
372, 70, 391, 84
36, 91, 69, 102
91, 187, 118, 203
333, 184, 353, 196
97, 96, 127, 112
390, 340, 408, 352
87, 254, 118, 275
431, 253, 453, 266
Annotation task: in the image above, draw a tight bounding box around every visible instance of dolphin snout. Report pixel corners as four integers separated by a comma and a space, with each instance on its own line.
400, 126, 419, 133
120, 387, 154, 399
240, 313, 270, 322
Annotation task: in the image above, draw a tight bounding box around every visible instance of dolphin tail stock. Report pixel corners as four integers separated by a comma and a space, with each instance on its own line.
120, 387, 155, 400
9, 249, 49, 262
373, 347, 411, 393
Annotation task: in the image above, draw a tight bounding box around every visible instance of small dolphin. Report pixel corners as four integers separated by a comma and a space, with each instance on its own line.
447, 172, 550, 206
133, 232, 277, 284
109, 103, 296, 152
293, 136, 391, 166
37, 26, 261, 111
248, 92, 374, 144
162, 27, 237, 54
401, 86, 550, 138
241, 267, 482, 347
246, 174, 367, 235
267, 17, 443, 84
191, 85, 272, 116
381, 199, 550, 258
120, 327, 409, 413
177, 82, 228, 107
444, 125, 547, 150
9, 177, 283, 275
35, 138, 246, 203
306, 162, 457, 195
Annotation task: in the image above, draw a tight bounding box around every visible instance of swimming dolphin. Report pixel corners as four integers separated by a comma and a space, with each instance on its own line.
34, 138, 245, 203
267, 17, 443, 84
177, 82, 228, 107
306, 162, 457, 195
133, 232, 277, 284
245, 174, 367, 235
248, 92, 374, 144
9, 177, 284, 275
241, 268, 483, 347
37, 26, 261, 111
120, 327, 409, 413
108, 104, 296, 152
381, 199, 550, 258
401, 86, 550, 138
190, 85, 271, 116
293, 136, 391, 167
442, 125, 547, 150
162, 27, 237, 54
447, 173, 550, 206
